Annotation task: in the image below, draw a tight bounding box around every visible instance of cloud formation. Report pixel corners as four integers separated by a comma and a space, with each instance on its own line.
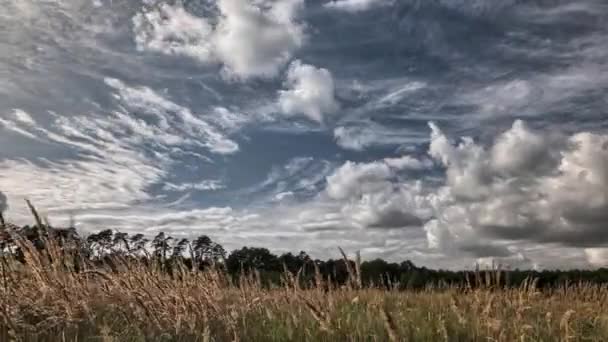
325, 161, 392, 200
163, 180, 225, 192
0, 77, 245, 221
324, 0, 391, 12
278, 60, 339, 123
384, 155, 433, 171
133, 4, 215, 63
333, 123, 426, 151
321, 119, 608, 267
104, 78, 240, 155
133, 0, 305, 79
324, 159, 431, 230
3, 0, 608, 269
423, 120, 608, 264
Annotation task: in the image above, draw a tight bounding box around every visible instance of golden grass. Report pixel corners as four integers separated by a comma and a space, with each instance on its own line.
0, 228, 608, 341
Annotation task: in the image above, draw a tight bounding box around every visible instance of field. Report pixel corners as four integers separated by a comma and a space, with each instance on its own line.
1, 228, 608, 341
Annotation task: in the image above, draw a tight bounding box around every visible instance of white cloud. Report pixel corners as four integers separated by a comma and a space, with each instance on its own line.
133, 4, 215, 62
325, 161, 392, 200
0, 109, 41, 140
490, 120, 562, 176
274, 191, 294, 202
133, 0, 305, 79
12, 109, 36, 125
324, 159, 431, 230
456, 64, 608, 119
105, 78, 239, 155
424, 120, 608, 260
243, 157, 333, 199
0, 118, 39, 140
342, 185, 428, 229
0, 79, 243, 223
384, 155, 432, 171
428, 121, 494, 201
585, 248, 608, 268
163, 180, 225, 192
376, 81, 427, 106
278, 60, 339, 122
333, 123, 425, 151
0, 141, 165, 218
214, 0, 305, 79
324, 0, 391, 12
324, 119, 608, 265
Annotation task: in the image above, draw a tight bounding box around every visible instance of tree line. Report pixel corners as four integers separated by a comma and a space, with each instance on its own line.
2, 223, 608, 290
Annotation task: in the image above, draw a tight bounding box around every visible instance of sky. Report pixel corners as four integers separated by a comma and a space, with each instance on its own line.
2, 0, 608, 269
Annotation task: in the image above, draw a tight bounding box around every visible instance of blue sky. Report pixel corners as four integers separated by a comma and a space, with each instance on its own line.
2, 0, 608, 269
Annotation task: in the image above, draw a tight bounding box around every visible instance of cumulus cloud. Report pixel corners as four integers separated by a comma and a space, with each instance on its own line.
342, 187, 428, 229
214, 0, 305, 79
133, 0, 305, 79
325, 161, 392, 200
323, 119, 608, 265
490, 120, 563, 176
278, 60, 339, 123
324, 0, 391, 12
324, 159, 431, 230
424, 120, 608, 258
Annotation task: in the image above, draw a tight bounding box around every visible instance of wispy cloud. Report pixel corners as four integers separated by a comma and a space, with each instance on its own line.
0, 77, 244, 221
163, 180, 225, 192
324, 0, 391, 13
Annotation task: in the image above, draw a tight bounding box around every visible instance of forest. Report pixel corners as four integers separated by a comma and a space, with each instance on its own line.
3, 216, 608, 291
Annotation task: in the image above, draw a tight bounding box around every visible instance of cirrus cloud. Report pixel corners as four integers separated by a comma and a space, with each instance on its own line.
324, 0, 391, 12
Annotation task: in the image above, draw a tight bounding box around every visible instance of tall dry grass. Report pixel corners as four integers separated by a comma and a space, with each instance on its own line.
1, 223, 608, 341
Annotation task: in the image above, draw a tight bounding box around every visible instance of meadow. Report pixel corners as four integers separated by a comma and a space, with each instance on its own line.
1, 210, 607, 341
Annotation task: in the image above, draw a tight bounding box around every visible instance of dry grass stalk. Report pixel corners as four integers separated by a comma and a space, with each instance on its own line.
380, 306, 399, 342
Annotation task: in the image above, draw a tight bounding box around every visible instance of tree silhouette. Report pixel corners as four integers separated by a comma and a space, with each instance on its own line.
226, 247, 280, 274
152, 232, 173, 263
129, 233, 148, 256
87, 229, 114, 257
172, 238, 190, 259
112, 231, 130, 254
